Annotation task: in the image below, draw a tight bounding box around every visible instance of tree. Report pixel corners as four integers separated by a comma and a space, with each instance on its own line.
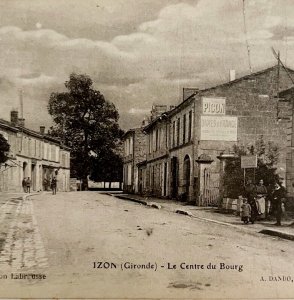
90, 149, 123, 188
0, 133, 10, 165
48, 73, 124, 189
223, 136, 280, 198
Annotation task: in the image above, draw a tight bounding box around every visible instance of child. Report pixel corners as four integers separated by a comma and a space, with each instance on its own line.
241, 199, 251, 224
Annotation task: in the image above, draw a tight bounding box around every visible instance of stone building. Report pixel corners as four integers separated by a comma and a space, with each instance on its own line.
192, 65, 294, 205
142, 113, 170, 197
0, 110, 71, 193
122, 128, 147, 193
278, 86, 294, 197
122, 64, 294, 205
168, 95, 195, 201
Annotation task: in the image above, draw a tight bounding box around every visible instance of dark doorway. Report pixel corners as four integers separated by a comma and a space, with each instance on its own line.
23, 162, 27, 179
163, 162, 167, 197
171, 156, 178, 199
31, 164, 36, 191
138, 168, 143, 194
183, 155, 191, 199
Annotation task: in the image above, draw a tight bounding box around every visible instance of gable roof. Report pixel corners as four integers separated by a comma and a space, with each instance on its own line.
127, 64, 294, 133
0, 118, 70, 150
198, 64, 294, 94
167, 64, 294, 117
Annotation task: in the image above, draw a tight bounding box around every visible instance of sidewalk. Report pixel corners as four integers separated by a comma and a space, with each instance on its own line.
0, 192, 26, 203
0, 192, 45, 206
111, 193, 294, 241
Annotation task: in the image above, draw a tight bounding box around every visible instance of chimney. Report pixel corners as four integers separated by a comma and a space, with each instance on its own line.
150, 105, 168, 120
18, 118, 25, 127
229, 70, 236, 81
40, 126, 45, 135
10, 110, 19, 126
183, 88, 199, 101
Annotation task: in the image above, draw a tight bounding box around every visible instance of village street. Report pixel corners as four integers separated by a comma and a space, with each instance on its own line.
0, 192, 294, 299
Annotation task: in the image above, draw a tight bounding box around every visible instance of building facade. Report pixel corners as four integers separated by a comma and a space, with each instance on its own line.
0, 111, 70, 193
192, 65, 294, 205
122, 65, 294, 205
143, 113, 170, 197
278, 87, 294, 197
122, 128, 147, 194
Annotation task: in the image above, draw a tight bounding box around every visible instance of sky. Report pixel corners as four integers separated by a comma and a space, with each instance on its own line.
0, 0, 294, 131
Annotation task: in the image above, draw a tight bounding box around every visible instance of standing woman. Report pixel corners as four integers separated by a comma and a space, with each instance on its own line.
255, 179, 267, 216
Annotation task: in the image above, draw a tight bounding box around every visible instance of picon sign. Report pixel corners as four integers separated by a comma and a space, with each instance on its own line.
202, 97, 226, 115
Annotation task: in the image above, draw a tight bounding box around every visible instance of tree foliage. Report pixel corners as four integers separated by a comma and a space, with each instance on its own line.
224, 136, 280, 198
48, 73, 124, 187
90, 149, 123, 183
0, 133, 10, 165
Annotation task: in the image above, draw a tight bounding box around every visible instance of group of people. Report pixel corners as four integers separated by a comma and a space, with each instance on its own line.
43, 177, 58, 195
22, 176, 57, 195
22, 177, 31, 193
241, 179, 286, 226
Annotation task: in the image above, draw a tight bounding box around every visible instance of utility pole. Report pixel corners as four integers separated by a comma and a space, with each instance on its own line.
242, 0, 252, 74
272, 47, 294, 86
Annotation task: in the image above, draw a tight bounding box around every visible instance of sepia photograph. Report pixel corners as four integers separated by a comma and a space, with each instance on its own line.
0, 0, 294, 299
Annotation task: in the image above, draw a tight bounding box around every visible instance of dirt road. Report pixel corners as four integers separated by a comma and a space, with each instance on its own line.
0, 191, 294, 298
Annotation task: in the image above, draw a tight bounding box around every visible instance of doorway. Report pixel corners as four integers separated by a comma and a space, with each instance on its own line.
183, 155, 191, 200
23, 162, 27, 179
31, 164, 36, 191
171, 156, 178, 199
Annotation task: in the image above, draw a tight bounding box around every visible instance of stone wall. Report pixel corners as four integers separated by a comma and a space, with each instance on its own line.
122, 128, 147, 193
122, 65, 294, 204
193, 65, 294, 200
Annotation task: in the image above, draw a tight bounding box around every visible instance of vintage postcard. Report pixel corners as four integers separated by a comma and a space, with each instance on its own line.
0, 0, 294, 299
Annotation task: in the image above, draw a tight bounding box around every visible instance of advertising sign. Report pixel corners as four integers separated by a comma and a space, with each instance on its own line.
202, 97, 226, 115
241, 155, 257, 168
200, 115, 238, 141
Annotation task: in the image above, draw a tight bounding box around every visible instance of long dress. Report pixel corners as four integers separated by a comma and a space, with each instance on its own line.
255, 185, 267, 215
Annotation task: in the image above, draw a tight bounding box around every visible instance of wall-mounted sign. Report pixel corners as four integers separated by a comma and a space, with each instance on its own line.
202, 97, 226, 115
241, 155, 257, 168
200, 116, 237, 141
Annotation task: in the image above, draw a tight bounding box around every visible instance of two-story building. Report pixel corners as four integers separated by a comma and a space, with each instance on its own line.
122, 64, 294, 205
191, 65, 294, 205
142, 113, 170, 197
122, 128, 147, 193
0, 110, 70, 193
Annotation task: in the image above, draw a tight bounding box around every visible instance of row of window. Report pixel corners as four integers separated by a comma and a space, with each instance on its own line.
124, 136, 134, 156
20, 136, 59, 162
172, 110, 193, 148
0, 129, 68, 163
148, 125, 168, 154
147, 110, 193, 154
124, 110, 193, 156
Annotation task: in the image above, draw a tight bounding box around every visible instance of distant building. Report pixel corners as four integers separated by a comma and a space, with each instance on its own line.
142, 112, 170, 197
122, 65, 294, 205
122, 128, 147, 193
0, 110, 70, 193
150, 104, 175, 121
